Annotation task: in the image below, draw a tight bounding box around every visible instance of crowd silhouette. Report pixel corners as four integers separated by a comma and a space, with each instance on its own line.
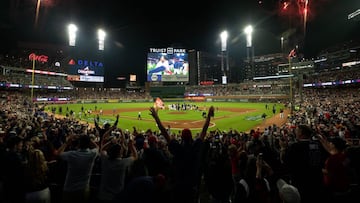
0, 86, 359, 203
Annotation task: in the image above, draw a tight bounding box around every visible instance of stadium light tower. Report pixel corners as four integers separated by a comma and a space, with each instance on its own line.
244, 25, 253, 47
98, 29, 106, 51
220, 30, 228, 84
244, 25, 254, 79
68, 24, 78, 47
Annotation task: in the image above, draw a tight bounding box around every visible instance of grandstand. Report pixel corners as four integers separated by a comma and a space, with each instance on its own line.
1, 38, 360, 203
1, 39, 359, 105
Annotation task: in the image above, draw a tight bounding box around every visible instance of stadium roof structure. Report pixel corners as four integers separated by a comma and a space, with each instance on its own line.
253, 74, 294, 80
348, 9, 360, 21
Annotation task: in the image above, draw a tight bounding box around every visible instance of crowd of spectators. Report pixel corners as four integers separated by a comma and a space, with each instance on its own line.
0, 83, 359, 203
303, 66, 360, 84
1, 46, 360, 203
0, 72, 72, 88
185, 81, 289, 96
0, 50, 67, 73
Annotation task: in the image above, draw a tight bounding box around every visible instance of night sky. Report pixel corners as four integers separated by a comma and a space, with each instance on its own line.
0, 0, 359, 86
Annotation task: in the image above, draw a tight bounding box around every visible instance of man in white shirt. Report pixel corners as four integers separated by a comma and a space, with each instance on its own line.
58, 135, 99, 203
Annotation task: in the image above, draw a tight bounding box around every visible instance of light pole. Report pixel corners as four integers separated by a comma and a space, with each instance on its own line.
288, 48, 296, 113
31, 57, 36, 101
244, 25, 253, 79
68, 24, 78, 47
220, 30, 228, 84
34, 0, 41, 29
281, 37, 284, 52
97, 29, 106, 51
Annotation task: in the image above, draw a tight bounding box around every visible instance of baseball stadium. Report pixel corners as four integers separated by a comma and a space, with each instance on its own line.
1, 1, 360, 203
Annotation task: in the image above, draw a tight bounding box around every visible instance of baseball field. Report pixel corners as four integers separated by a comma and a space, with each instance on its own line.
47, 102, 286, 134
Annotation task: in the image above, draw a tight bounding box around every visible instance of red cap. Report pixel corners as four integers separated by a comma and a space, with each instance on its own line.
230, 138, 237, 145
148, 135, 158, 144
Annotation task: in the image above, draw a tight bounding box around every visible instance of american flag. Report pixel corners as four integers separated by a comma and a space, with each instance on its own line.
288, 48, 296, 58
154, 97, 165, 110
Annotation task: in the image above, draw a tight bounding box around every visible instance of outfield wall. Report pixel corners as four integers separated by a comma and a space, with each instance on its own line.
76, 94, 288, 104
33, 93, 289, 104
36, 95, 289, 104
149, 86, 186, 98
205, 94, 289, 102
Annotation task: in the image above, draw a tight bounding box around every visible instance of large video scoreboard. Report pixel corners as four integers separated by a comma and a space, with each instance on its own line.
147, 47, 189, 82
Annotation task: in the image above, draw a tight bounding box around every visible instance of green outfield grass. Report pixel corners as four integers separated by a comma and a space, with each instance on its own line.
47, 102, 284, 134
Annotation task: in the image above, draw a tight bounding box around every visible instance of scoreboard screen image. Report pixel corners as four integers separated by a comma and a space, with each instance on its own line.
147, 48, 189, 82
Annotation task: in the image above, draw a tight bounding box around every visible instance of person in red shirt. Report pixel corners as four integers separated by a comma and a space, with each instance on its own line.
318, 135, 351, 200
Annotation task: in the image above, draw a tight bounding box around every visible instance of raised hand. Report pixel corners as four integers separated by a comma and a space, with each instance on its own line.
149, 107, 158, 118
149, 106, 170, 142
208, 106, 215, 117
